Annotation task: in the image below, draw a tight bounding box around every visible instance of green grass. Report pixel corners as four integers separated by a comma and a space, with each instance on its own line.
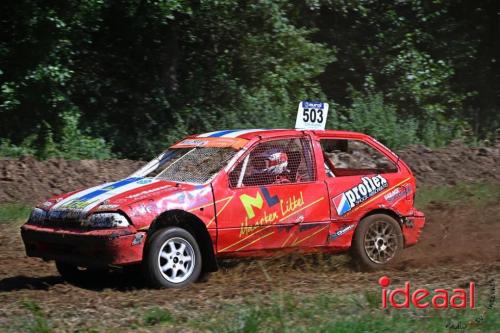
21, 300, 53, 333
187, 292, 499, 333
0, 202, 32, 223
142, 307, 173, 326
416, 182, 500, 209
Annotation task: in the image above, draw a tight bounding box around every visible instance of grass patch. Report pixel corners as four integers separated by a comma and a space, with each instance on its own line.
21, 300, 53, 333
142, 307, 173, 326
188, 292, 499, 333
0, 202, 32, 223
416, 182, 500, 209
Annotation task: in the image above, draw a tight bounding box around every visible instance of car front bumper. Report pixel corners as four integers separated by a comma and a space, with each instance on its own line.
21, 224, 146, 267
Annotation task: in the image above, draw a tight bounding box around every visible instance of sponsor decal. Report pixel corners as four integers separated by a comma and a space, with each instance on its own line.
239, 192, 263, 219
333, 175, 388, 216
384, 184, 411, 203
177, 139, 208, 146
239, 187, 279, 219
63, 199, 99, 210
239, 189, 308, 237
329, 224, 355, 240
302, 101, 324, 109
131, 203, 157, 217
173, 136, 248, 149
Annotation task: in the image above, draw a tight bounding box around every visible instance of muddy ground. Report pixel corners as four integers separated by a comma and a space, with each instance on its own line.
0, 142, 498, 331
0, 200, 498, 332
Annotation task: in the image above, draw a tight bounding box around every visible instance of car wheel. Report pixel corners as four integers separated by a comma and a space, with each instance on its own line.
55, 261, 107, 284
143, 227, 202, 288
351, 214, 403, 271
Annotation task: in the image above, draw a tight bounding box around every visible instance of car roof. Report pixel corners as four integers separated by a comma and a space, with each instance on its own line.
194, 128, 370, 140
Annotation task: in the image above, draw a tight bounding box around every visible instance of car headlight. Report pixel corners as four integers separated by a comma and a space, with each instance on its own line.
29, 208, 47, 224
82, 213, 130, 228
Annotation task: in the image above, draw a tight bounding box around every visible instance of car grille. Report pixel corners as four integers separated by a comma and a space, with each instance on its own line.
43, 217, 83, 228
36, 210, 85, 228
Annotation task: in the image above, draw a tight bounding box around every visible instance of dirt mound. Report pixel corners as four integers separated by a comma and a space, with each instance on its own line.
398, 140, 500, 185
0, 141, 498, 203
0, 157, 143, 203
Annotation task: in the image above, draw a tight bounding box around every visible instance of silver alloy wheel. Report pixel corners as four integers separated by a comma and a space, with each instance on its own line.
157, 237, 195, 284
364, 220, 398, 264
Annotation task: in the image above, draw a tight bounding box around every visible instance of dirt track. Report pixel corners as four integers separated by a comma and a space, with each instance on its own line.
0, 143, 499, 331
0, 201, 499, 332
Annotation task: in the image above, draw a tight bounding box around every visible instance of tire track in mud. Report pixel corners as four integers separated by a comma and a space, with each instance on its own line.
0, 201, 499, 332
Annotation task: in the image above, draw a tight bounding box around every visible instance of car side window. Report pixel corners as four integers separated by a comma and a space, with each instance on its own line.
229, 138, 316, 187
320, 139, 397, 177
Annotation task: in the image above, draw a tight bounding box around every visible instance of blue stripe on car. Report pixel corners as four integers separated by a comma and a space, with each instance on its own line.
76, 177, 141, 201
208, 130, 237, 137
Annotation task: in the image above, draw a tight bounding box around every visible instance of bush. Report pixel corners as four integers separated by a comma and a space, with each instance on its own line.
0, 137, 36, 157
0, 109, 113, 160
330, 87, 419, 150
57, 109, 114, 159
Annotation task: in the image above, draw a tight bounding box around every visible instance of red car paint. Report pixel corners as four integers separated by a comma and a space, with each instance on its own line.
21, 129, 425, 268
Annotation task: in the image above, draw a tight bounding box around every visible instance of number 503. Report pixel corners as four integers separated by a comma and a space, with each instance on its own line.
303, 108, 324, 123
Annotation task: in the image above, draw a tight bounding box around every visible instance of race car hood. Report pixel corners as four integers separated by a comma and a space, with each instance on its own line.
41, 177, 201, 219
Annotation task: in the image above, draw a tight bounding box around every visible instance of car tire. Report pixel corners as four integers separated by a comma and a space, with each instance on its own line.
55, 261, 107, 284
351, 214, 403, 271
143, 227, 202, 288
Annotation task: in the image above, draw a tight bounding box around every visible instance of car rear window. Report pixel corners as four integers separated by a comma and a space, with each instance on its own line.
320, 139, 397, 177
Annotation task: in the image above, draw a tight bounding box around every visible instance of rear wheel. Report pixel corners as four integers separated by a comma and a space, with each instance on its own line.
351, 214, 403, 271
143, 227, 202, 288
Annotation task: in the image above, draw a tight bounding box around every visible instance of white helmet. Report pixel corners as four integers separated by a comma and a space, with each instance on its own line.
251, 148, 289, 175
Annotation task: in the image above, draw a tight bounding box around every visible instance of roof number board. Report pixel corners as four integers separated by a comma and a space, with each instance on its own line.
295, 101, 329, 130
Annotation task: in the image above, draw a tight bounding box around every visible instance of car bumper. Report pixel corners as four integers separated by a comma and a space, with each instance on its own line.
21, 224, 146, 267
402, 210, 425, 247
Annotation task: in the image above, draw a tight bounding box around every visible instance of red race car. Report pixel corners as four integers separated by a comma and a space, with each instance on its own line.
21, 128, 425, 288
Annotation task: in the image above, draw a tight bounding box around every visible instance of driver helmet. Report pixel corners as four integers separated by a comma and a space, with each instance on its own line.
251, 148, 289, 175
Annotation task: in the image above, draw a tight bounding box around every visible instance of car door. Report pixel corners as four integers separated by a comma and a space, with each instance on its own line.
319, 137, 404, 247
213, 136, 330, 254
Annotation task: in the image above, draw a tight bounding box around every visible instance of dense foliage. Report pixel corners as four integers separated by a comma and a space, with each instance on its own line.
0, 0, 498, 159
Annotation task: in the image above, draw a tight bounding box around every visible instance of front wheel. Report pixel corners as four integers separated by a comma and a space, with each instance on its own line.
351, 214, 403, 271
143, 227, 202, 288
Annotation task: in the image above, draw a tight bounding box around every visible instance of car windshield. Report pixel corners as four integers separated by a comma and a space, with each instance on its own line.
131, 147, 237, 184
